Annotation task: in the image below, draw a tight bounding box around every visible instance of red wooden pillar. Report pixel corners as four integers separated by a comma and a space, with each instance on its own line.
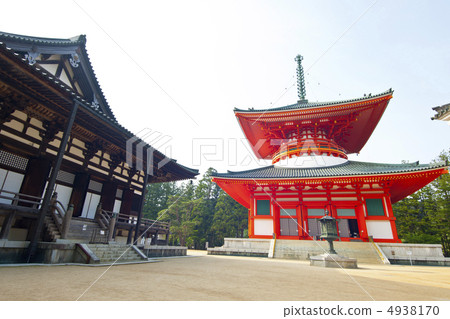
354, 184, 369, 241
273, 201, 280, 238
248, 187, 255, 238
296, 184, 305, 238
384, 193, 401, 243
270, 184, 278, 237
70, 172, 90, 217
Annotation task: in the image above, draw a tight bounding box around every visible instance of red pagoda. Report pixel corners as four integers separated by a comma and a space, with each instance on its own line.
212, 55, 448, 243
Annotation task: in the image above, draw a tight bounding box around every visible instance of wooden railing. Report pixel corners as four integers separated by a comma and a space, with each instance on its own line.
0, 189, 43, 209
96, 209, 111, 230
100, 210, 170, 232
0, 189, 68, 235
90, 228, 109, 244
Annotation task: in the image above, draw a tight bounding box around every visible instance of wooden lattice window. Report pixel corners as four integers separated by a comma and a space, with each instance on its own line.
366, 198, 385, 216
256, 200, 270, 215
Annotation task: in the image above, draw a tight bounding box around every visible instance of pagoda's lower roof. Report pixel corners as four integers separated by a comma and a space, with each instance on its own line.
213, 161, 446, 179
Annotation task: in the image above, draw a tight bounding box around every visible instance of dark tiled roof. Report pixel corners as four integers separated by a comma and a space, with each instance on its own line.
0, 32, 85, 46
0, 31, 114, 120
234, 89, 393, 113
212, 160, 446, 179
431, 103, 450, 120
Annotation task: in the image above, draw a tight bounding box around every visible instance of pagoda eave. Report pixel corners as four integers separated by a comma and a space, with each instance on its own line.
212, 165, 448, 207
236, 92, 393, 159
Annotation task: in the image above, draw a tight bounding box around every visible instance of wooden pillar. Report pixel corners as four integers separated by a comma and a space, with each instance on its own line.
248, 193, 254, 237
100, 181, 117, 212
134, 173, 149, 244
126, 225, 134, 245
61, 204, 74, 239
120, 188, 134, 216
0, 211, 16, 239
384, 193, 401, 243
19, 157, 51, 203
107, 213, 117, 242
69, 172, 90, 217
296, 184, 306, 238
27, 100, 79, 262
354, 183, 369, 241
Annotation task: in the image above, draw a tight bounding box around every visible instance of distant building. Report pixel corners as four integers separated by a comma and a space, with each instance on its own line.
0, 31, 197, 262
432, 103, 450, 124
213, 55, 448, 243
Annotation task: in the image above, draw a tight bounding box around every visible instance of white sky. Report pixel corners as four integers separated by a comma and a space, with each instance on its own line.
1, 0, 449, 176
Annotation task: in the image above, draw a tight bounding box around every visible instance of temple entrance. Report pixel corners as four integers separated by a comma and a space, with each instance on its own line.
337, 219, 359, 238
279, 207, 299, 237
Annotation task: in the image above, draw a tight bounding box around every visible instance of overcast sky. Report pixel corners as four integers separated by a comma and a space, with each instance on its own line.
1, 0, 449, 176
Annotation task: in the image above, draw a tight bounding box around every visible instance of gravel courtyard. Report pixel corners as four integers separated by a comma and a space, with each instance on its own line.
0, 251, 449, 301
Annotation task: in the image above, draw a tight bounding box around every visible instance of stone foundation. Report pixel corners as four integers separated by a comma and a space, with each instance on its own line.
141, 245, 187, 257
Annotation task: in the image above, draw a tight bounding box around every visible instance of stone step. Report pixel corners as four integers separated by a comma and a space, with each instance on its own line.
86, 244, 145, 263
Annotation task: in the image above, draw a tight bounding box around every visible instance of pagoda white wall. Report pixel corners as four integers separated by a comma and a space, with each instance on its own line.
254, 219, 273, 236
274, 154, 348, 168
366, 220, 394, 240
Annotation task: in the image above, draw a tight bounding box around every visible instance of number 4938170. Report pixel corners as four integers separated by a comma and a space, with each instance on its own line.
387, 305, 439, 316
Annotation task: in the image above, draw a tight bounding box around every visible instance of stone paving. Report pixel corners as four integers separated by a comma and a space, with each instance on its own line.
0, 250, 449, 301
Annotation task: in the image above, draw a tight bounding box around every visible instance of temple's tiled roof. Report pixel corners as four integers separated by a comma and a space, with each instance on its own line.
0, 31, 114, 120
234, 89, 393, 113
0, 32, 85, 47
432, 103, 450, 121
212, 160, 446, 179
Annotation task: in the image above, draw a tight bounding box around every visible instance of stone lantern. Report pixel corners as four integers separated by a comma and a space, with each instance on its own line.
319, 210, 338, 255
310, 209, 357, 268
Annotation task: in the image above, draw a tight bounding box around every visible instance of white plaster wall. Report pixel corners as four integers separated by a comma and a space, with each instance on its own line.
366, 220, 393, 239
113, 199, 122, 213
81, 192, 101, 219
54, 184, 73, 211
0, 169, 24, 204
254, 219, 274, 236
275, 154, 348, 168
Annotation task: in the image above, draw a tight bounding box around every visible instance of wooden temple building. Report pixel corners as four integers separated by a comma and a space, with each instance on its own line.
432, 103, 450, 124
212, 55, 448, 243
0, 31, 198, 262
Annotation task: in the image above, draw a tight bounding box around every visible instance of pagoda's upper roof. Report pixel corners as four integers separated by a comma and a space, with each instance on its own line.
0, 31, 115, 120
212, 160, 444, 179
234, 89, 393, 113
234, 90, 393, 159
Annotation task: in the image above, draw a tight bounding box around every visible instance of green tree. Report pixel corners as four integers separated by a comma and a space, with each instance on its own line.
158, 194, 202, 247
210, 191, 248, 246
394, 149, 450, 256
191, 168, 221, 249
142, 181, 178, 220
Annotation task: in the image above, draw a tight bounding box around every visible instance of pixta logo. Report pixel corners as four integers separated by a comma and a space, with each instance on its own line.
126, 128, 172, 175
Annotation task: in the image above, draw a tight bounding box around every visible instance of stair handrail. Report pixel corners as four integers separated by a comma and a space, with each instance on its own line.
49, 193, 66, 234
368, 236, 391, 264
97, 209, 112, 230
